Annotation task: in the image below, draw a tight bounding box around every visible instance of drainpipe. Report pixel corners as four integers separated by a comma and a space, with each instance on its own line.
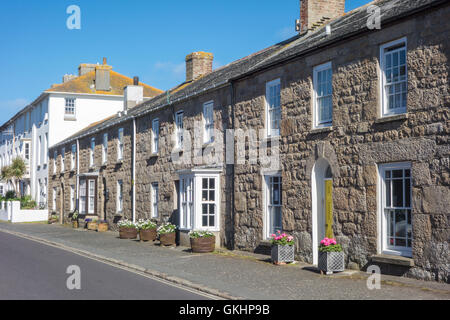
230, 81, 236, 250
76, 138, 80, 211
132, 117, 136, 223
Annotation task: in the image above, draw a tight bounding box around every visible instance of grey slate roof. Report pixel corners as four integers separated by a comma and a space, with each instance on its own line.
51, 0, 447, 149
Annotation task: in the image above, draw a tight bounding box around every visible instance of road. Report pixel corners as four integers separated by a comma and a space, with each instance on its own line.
0, 231, 210, 300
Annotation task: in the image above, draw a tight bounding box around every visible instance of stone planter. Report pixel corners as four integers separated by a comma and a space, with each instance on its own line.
190, 236, 215, 253
140, 229, 157, 242
72, 221, 79, 229
119, 227, 138, 239
271, 245, 295, 264
87, 222, 98, 231
97, 223, 108, 232
318, 251, 345, 275
160, 232, 176, 246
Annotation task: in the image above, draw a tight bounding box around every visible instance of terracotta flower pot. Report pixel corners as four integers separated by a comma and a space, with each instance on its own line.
119, 227, 138, 239
87, 222, 98, 231
140, 229, 157, 242
190, 236, 216, 253
72, 221, 79, 229
159, 232, 176, 246
97, 223, 108, 232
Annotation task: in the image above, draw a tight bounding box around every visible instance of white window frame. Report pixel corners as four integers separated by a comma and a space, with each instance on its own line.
37, 136, 42, 166
88, 179, 95, 214
313, 62, 333, 128
117, 180, 123, 213
44, 133, 48, 165
80, 179, 86, 214
152, 119, 159, 154
263, 173, 282, 240
178, 171, 221, 232
175, 110, 184, 149
380, 37, 408, 117
265, 79, 281, 137
52, 187, 57, 211
53, 150, 57, 174
378, 162, 412, 257
70, 185, 75, 211
65, 98, 76, 116
151, 182, 159, 218
203, 101, 214, 144
102, 133, 108, 165
117, 128, 124, 161
61, 148, 65, 172
179, 177, 194, 230
90, 138, 95, 167
71, 144, 76, 170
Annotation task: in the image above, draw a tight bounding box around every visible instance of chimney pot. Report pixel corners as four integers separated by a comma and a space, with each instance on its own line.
103, 57, 107, 65
133, 76, 139, 86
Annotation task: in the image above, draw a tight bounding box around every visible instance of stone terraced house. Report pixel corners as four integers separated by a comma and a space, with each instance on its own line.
49, 0, 449, 282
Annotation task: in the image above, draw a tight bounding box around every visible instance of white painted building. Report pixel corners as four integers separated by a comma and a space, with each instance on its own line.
0, 59, 162, 208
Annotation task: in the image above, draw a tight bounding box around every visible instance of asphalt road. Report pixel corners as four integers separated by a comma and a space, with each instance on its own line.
0, 231, 210, 300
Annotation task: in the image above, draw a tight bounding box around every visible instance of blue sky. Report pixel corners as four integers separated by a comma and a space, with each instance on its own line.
0, 0, 371, 124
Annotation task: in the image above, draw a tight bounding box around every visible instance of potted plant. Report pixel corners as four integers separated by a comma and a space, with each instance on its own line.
48, 214, 59, 224
157, 223, 177, 246
86, 218, 98, 231
270, 231, 295, 265
318, 237, 344, 275
118, 219, 138, 239
190, 231, 216, 253
71, 211, 79, 228
97, 220, 109, 232
137, 219, 157, 242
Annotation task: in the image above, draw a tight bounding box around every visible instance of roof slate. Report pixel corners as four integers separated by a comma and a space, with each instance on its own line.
51, 0, 447, 148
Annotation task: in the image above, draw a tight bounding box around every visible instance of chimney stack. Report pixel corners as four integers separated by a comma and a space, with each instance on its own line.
124, 76, 143, 111
95, 57, 112, 91
297, 0, 345, 34
185, 52, 214, 82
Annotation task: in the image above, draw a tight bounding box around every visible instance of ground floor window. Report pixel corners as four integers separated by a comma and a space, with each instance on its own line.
264, 174, 282, 239
151, 182, 159, 218
70, 185, 75, 211
53, 187, 57, 212
178, 170, 220, 231
380, 163, 412, 256
117, 180, 123, 213
79, 177, 97, 214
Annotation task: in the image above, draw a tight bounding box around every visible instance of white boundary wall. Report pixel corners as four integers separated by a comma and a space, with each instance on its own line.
0, 201, 48, 223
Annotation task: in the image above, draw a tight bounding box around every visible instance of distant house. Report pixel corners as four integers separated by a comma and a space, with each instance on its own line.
0, 58, 162, 207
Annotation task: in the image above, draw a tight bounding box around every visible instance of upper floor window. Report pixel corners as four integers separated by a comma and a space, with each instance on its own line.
71, 144, 76, 170
203, 102, 214, 144
152, 119, 159, 154
102, 133, 108, 164
24, 143, 30, 163
44, 133, 48, 164
37, 136, 42, 166
313, 62, 333, 128
117, 128, 124, 161
380, 38, 407, 116
175, 111, 184, 149
90, 138, 95, 167
65, 98, 76, 116
266, 79, 281, 137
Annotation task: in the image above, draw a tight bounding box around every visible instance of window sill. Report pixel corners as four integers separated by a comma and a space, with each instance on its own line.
150, 153, 159, 158
311, 126, 333, 134
371, 254, 414, 267
64, 115, 77, 122
116, 159, 123, 164
375, 113, 408, 124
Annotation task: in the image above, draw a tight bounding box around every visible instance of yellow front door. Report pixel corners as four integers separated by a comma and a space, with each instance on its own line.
325, 179, 334, 238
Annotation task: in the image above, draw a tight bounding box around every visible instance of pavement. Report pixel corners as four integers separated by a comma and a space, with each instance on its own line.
0, 221, 449, 300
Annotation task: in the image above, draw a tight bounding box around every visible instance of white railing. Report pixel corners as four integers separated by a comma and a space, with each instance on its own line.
0, 201, 48, 223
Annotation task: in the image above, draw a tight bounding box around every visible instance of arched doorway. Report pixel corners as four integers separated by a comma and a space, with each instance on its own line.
311, 158, 333, 265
